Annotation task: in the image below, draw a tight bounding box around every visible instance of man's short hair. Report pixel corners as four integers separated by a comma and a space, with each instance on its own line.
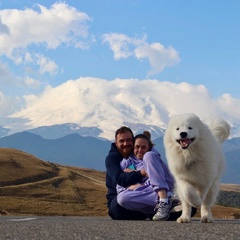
115, 126, 134, 140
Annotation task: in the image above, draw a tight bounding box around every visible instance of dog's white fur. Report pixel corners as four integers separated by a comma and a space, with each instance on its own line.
164, 113, 230, 223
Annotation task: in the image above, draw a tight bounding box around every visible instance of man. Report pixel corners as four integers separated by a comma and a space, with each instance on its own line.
105, 126, 147, 220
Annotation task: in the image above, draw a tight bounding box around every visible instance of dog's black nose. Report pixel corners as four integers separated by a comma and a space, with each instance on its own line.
180, 132, 187, 138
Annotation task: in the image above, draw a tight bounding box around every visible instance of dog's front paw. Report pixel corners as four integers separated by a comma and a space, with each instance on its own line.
201, 216, 214, 223
177, 216, 191, 223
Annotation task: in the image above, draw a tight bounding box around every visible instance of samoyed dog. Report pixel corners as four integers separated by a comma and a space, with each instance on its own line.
164, 113, 230, 223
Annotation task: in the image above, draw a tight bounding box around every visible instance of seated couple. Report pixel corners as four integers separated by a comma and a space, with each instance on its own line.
105, 126, 197, 220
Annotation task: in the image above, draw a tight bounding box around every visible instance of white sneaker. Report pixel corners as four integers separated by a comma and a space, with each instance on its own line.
152, 200, 172, 221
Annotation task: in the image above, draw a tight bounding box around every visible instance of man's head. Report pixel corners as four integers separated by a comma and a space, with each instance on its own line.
115, 126, 134, 158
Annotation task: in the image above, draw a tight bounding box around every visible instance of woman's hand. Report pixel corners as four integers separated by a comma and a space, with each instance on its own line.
140, 168, 148, 177
127, 183, 142, 190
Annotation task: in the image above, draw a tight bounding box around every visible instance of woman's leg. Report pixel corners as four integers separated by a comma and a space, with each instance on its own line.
116, 185, 188, 221
117, 185, 158, 215
143, 151, 174, 192
143, 151, 175, 220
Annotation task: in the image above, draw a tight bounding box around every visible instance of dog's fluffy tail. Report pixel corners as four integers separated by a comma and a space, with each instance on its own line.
208, 118, 231, 143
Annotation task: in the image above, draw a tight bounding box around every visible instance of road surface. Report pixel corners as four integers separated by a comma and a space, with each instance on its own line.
0, 216, 239, 240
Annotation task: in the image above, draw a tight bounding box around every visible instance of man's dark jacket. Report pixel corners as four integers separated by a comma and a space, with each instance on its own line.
105, 143, 142, 208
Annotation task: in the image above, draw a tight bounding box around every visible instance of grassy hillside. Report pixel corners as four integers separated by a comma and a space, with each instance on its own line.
0, 148, 239, 219
220, 184, 240, 192
0, 148, 107, 216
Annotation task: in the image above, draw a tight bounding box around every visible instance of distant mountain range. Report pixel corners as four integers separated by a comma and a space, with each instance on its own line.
0, 129, 239, 184
0, 131, 110, 171
26, 122, 167, 141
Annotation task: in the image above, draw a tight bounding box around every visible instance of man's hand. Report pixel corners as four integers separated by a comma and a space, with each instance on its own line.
123, 168, 134, 172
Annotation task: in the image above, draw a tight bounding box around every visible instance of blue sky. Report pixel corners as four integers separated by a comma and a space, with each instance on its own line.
0, 0, 240, 135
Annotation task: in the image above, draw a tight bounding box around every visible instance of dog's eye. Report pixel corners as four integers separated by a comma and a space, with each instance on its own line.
176, 127, 179, 131
188, 127, 192, 130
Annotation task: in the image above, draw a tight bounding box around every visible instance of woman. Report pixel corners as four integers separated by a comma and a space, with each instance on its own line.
117, 133, 175, 221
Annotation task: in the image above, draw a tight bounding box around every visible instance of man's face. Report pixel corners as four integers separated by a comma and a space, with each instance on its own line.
115, 131, 133, 158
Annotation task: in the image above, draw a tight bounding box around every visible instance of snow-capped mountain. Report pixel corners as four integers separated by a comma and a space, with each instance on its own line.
2, 78, 240, 140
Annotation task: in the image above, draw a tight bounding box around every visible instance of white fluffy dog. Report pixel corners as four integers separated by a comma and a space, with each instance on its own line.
164, 113, 230, 223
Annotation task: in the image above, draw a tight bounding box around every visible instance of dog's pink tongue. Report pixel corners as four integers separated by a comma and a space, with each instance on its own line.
181, 139, 191, 147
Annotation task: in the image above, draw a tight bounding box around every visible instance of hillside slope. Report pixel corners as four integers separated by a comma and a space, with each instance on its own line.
0, 148, 239, 219
0, 148, 107, 216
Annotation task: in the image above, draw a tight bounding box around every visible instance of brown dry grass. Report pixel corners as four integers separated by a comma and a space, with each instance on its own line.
0, 148, 108, 216
0, 148, 239, 219
220, 184, 240, 192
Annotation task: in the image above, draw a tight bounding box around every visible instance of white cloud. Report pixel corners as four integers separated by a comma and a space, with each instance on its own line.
0, 2, 91, 56
0, 61, 11, 83
0, 60, 41, 88
0, 2, 91, 83
217, 94, 240, 121
0, 90, 21, 116
22, 76, 41, 88
102, 33, 146, 59
135, 43, 180, 76
35, 53, 58, 76
8, 78, 240, 139
0, 17, 9, 34
102, 33, 180, 76
0, 61, 19, 85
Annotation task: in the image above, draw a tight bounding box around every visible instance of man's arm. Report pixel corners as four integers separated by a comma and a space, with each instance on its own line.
105, 153, 143, 188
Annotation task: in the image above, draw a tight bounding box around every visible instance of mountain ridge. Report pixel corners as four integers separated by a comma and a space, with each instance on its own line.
2, 122, 240, 141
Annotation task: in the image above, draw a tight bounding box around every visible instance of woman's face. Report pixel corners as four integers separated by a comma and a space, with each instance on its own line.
134, 138, 149, 160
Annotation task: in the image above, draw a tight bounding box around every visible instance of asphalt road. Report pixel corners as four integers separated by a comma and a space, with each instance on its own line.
0, 216, 239, 240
